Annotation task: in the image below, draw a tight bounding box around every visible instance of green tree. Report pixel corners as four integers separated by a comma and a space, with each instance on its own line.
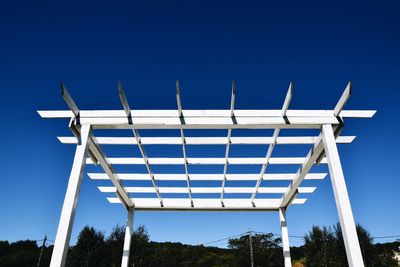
67, 226, 109, 267
228, 232, 282, 266
334, 223, 398, 267
303, 226, 338, 267
130, 225, 151, 267
106, 224, 125, 267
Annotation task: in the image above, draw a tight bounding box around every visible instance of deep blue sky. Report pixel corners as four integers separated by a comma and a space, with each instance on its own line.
0, 0, 399, 247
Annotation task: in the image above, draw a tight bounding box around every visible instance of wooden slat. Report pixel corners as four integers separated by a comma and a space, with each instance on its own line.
57, 136, 356, 145
86, 157, 327, 165
221, 80, 236, 204
105, 197, 307, 210
251, 81, 293, 203
98, 186, 316, 194
334, 82, 352, 116
38, 109, 376, 118
118, 82, 163, 207
88, 173, 327, 181
176, 80, 193, 206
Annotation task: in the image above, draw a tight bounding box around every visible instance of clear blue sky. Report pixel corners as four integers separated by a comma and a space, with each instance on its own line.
0, 0, 399, 247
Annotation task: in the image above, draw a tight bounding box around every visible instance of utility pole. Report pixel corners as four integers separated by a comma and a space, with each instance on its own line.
37, 235, 47, 267
249, 228, 254, 267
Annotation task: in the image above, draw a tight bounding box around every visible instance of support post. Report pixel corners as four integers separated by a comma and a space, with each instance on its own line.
50, 124, 92, 267
321, 124, 364, 267
279, 208, 291, 267
121, 208, 134, 267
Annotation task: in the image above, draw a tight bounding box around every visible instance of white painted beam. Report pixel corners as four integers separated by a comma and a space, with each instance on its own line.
98, 186, 316, 194
60, 83, 79, 117
251, 82, 293, 203
50, 125, 91, 267
57, 135, 356, 145
88, 140, 134, 208
322, 124, 364, 267
121, 208, 134, 267
69, 116, 340, 129
176, 80, 193, 206
86, 157, 327, 165
118, 82, 163, 207
221, 80, 236, 205
334, 82, 352, 116
105, 198, 307, 210
279, 208, 291, 267
279, 136, 326, 207
37, 109, 376, 118
88, 172, 327, 181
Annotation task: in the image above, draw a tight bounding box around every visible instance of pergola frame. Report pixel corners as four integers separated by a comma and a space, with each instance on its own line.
39, 81, 375, 267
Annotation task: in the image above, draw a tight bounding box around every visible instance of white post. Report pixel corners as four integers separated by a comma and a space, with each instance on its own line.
321, 124, 364, 267
50, 124, 92, 267
279, 208, 291, 267
121, 208, 134, 267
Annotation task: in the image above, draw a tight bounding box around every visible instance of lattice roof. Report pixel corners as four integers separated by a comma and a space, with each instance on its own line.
38, 81, 375, 211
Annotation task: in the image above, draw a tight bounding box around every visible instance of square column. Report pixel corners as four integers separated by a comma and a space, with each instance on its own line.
121, 208, 134, 267
50, 124, 92, 267
279, 208, 291, 267
321, 124, 364, 267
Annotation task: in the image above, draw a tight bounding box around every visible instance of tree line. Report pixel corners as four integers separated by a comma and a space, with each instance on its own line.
0, 223, 398, 266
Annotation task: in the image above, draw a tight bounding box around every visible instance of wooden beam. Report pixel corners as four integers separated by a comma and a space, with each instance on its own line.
57, 135, 357, 145
88, 172, 327, 181
176, 80, 193, 206
334, 82, 352, 116
85, 156, 327, 165
38, 109, 376, 118
105, 198, 307, 210
118, 82, 163, 207
98, 186, 316, 194
251, 82, 293, 203
221, 80, 236, 205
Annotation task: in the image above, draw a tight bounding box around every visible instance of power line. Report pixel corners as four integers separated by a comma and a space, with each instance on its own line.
253, 230, 304, 239
201, 231, 250, 246
374, 235, 400, 239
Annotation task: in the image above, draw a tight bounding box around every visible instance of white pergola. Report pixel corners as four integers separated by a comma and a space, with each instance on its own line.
39, 81, 375, 267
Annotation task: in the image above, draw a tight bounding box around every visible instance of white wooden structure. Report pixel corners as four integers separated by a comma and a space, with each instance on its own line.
39, 81, 375, 267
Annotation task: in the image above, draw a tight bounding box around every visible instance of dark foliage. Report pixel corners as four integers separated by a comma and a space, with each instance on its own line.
0, 240, 52, 267
304, 224, 399, 267
0, 223, 398, 267
66, 226, 109, 267
228, 232, 282, 266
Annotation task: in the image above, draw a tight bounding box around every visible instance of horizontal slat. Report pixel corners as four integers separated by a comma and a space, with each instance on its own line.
87, 172, 327, 181
86, 157, 327, 165
58, 136, 356, 145
76, 116, 339, 129
98, 186, 316, 194
38, 109, 376, 118
105, 197, 307, 210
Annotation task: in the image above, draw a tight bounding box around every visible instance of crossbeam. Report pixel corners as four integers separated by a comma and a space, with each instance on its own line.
118, 82, 163, 207
251, 82, 293, 204
98, 186, 316, 194
221, 80, 236, 206
38, 109, 375, 118
57, 135, 356, 145
176, 80, 194, 206
85, 156, 328, 165
88, 173, 327, 181
106, 198, 307, 211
